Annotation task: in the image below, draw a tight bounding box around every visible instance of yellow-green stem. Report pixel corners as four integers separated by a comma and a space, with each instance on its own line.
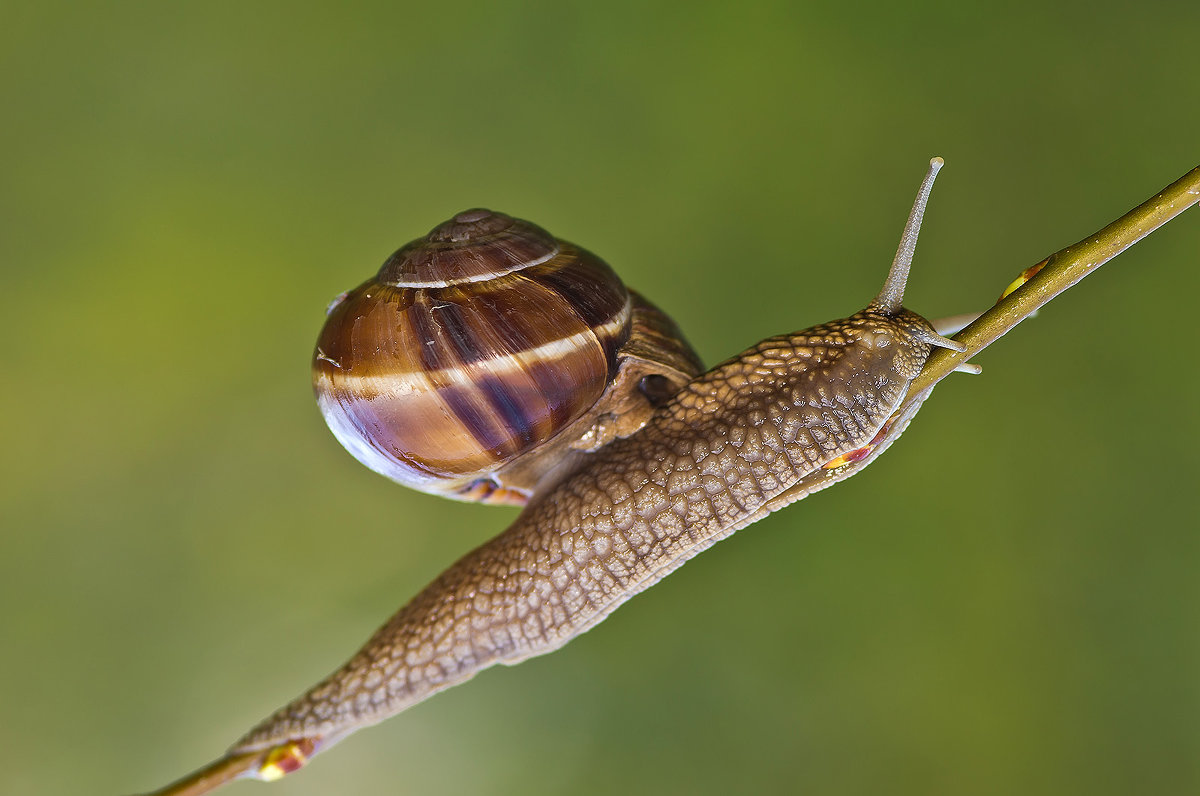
133, 751, 263, 796
907, 165, 1200, 400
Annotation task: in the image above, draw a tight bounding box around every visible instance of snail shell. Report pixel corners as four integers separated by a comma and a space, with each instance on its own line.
312, 209, 703, 504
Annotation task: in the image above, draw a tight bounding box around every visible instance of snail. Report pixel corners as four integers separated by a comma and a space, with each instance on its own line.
144, 157, 983, 793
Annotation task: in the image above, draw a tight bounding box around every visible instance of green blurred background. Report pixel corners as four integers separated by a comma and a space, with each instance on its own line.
2, 1, 1197, 794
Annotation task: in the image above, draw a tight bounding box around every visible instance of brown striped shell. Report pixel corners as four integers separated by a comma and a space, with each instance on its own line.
313, 209, 703, 504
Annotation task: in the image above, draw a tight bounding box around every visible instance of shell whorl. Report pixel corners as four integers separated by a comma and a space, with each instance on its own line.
313, 210, 635, 501
378, 210, 563, 288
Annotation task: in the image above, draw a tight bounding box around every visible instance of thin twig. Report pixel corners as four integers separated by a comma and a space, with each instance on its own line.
906, 165, 1200, 401
132, 750, 264, 796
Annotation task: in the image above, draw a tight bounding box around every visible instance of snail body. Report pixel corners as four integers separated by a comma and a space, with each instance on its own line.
233, 160, 964, 758
141, 159, 976, 793
238, 310, 954, 754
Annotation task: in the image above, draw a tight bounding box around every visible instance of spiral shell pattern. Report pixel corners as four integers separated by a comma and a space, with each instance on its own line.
313, 210, 633, 499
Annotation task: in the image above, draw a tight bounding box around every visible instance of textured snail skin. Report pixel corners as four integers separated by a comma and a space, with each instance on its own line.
234, 305, 941, 752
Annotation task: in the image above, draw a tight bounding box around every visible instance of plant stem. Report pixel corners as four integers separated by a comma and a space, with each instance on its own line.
133, 751, 264, 796
906, 164, 1200, 401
